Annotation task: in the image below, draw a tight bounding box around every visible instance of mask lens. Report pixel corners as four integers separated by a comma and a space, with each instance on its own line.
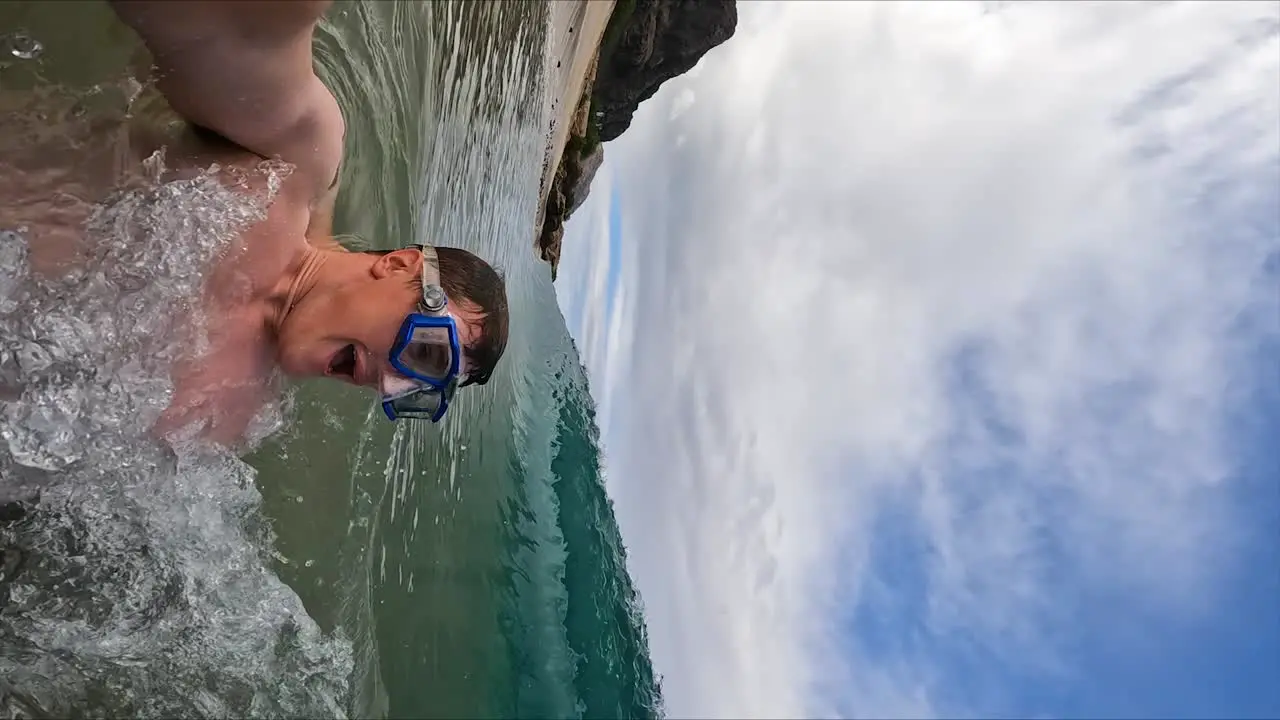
401, 324, 455, 380
388, 389, 444, 419
380, 370, 422, 399
380, 371, 457, 422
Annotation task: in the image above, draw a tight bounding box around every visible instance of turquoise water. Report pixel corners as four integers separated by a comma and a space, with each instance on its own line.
0, 1, 660, 717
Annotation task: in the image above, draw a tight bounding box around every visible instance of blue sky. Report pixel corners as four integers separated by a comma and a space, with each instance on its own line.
556, 3, 1280, 717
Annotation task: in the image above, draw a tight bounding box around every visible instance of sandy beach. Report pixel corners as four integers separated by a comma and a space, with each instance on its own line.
538, 0, 615, 213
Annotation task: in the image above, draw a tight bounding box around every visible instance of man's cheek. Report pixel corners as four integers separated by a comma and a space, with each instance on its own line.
364, 315, 398, 358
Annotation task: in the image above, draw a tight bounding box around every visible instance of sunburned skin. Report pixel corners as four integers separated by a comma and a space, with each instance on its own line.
1, 94, 319, 444
5, 0, 502, 446
2, 91, 484, 446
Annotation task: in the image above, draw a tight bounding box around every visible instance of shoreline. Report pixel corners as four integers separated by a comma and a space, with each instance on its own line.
535, 0, 615, 254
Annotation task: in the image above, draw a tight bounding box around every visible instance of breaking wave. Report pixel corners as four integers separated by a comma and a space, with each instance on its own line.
0, 160, 352, 718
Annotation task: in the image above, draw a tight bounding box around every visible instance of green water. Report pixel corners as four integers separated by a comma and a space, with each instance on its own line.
0, 1, 660, 717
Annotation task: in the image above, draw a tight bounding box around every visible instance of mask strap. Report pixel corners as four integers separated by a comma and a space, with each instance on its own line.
413, 244, 448, 313
416, 243, 442, 287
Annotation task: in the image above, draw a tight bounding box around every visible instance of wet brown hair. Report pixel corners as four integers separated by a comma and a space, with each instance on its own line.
355, 244, 508, 386
434, 246, 509, 387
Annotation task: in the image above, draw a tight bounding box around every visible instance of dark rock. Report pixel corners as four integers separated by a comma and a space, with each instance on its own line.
566, 145, 604, 217
547, 180, 567, 218
592, 0, 737, 142
542, 224, 564, 281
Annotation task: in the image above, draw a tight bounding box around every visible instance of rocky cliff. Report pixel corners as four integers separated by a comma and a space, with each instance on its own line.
565, 145, 604, 217
536, 0, 737, 278
591, 0, 738, 142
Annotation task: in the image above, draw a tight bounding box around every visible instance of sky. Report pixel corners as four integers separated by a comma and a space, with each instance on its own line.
555, 2, 1280, 718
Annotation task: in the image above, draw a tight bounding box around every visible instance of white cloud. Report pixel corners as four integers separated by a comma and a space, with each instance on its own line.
555, 169, 638, 437
669, 88, 697, 121
555, 170, 614, 361
559, 2, 1279, 718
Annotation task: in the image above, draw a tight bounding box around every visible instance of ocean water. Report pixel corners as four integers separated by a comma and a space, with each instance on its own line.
0, 1, 660, 718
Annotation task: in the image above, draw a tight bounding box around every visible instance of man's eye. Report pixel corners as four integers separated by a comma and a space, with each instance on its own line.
410, 343, 446, 368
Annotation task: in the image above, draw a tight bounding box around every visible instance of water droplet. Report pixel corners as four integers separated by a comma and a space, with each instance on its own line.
15, 342, 53, 374
7, 32, 42, 60
295, 495, 304, 503
304, 559, 314, 568
120, 76, 143, 110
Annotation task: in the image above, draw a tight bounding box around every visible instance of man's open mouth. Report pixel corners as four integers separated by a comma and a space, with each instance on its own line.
327, 343, 358, 381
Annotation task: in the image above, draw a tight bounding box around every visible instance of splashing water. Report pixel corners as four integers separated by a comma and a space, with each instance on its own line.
4, 32, 42, 61
0, 157, 352, 717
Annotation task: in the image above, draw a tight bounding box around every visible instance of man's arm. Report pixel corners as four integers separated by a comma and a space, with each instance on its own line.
305, 174, 341, 240
109, 0, 344, 203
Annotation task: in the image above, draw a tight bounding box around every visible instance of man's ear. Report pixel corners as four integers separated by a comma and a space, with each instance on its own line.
369, 248, 423, 279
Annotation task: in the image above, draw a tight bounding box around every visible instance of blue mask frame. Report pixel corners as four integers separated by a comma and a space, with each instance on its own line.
381, 313, 462, 422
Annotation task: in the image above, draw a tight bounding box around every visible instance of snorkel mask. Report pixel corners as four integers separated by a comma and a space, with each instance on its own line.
380, 244, 464, 422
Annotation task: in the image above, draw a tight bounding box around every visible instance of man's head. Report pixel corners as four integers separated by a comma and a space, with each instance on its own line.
275, 245, 509, 394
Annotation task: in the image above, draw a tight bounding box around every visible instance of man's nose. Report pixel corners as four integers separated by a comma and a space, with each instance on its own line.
377, 364, 419, 396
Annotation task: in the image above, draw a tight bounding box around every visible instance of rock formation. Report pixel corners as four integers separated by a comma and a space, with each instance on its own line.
536, 0, 737, 279
565, 145, 604, 217
591, 0, 738, 142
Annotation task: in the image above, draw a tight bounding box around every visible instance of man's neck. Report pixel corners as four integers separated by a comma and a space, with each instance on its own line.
266, 245, 377, 337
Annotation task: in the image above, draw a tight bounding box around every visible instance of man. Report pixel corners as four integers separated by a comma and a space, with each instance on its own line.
98, 0, 510, 443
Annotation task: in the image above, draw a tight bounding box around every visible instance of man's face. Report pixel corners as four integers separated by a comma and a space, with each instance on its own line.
275, 249, 482, 390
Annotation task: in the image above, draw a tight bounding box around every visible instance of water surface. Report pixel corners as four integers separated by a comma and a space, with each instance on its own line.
0, 2, 660, 718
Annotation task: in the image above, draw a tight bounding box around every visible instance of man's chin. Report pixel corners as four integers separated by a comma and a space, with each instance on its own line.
274, 350, 318, 380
